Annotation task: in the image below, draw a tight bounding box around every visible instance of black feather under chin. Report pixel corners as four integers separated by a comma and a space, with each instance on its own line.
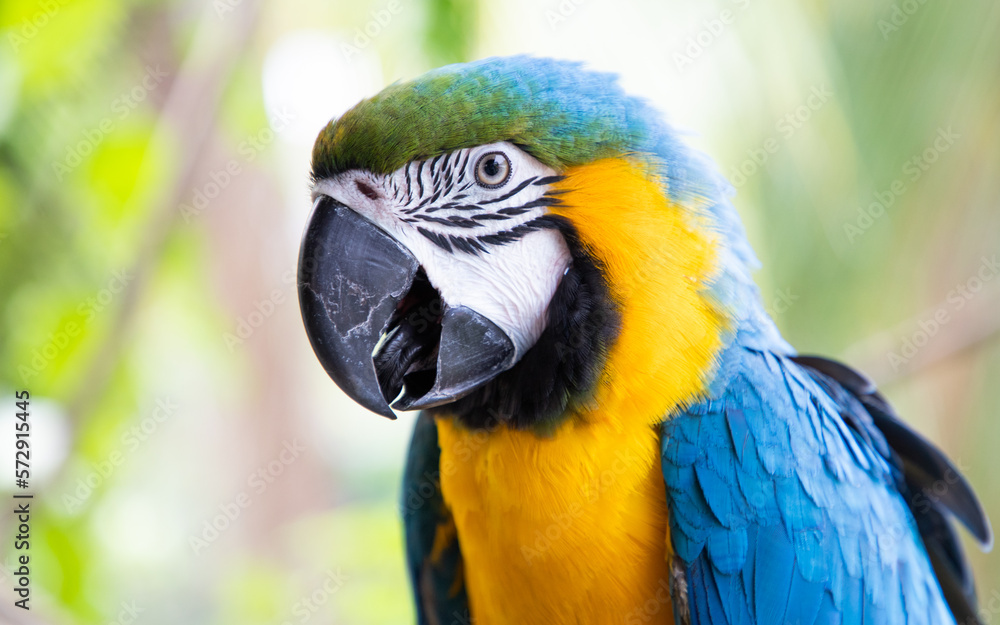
425, 216, 621, 431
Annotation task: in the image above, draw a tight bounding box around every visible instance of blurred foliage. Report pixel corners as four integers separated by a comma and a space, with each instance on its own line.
0, 0, 997, 624
422, 0, 476, 65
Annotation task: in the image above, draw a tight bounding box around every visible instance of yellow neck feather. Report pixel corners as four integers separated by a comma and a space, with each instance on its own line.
549, 157, 726, 428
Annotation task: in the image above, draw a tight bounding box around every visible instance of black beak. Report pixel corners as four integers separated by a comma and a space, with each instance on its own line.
298, 197, 515, 418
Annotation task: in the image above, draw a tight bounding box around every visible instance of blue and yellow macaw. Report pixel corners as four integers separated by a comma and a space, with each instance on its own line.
296, 57, 992, 624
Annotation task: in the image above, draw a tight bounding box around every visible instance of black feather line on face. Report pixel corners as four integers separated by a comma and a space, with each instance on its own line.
412, 214, 483, 229
429, 153, 444, 177
478, 176, 538, 205
457, 150, 470, 183
404, 163, 413, 203
417, 227, 452, 252
416, 215, 562, 253
470, 213, 510, 221
426, 216, 621, 431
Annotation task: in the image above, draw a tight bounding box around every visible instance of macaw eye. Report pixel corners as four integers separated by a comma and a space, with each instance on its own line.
474, 151, 512, 188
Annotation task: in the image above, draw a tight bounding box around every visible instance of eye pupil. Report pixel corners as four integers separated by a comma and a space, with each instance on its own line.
474, 151, 511, 188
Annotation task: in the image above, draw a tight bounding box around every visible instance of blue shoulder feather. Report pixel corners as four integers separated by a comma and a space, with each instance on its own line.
662, 340, 962, 625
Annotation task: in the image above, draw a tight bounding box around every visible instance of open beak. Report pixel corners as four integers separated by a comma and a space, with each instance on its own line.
298, 197, 515, 418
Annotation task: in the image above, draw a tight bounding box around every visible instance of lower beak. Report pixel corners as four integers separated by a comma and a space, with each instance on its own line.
298, 198, 515, 418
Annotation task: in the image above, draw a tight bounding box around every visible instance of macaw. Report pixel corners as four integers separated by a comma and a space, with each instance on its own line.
296, 56, 992, 625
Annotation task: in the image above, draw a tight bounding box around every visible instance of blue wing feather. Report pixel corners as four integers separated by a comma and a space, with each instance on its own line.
662, 343, 962, 625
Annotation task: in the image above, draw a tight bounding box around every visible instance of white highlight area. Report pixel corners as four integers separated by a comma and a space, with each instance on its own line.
261, 30, 383, 148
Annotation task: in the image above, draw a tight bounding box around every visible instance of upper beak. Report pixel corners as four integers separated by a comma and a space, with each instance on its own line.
298, 197, 515, 418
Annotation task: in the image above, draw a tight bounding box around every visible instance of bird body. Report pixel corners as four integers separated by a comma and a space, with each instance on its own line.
299, 56, 991, 625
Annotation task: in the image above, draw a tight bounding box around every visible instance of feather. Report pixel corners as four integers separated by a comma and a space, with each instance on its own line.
791, 354, 993, 625
402, 413, 469, 624
664, 345, 971, 625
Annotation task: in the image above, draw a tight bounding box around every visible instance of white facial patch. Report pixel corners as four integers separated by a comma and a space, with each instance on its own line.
312, 142, 572, 360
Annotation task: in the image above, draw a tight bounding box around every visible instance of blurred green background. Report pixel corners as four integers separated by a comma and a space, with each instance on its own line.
0, 0, 997, 623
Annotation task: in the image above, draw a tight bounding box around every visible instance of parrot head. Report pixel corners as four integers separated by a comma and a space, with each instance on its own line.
299, 56, 784, 428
